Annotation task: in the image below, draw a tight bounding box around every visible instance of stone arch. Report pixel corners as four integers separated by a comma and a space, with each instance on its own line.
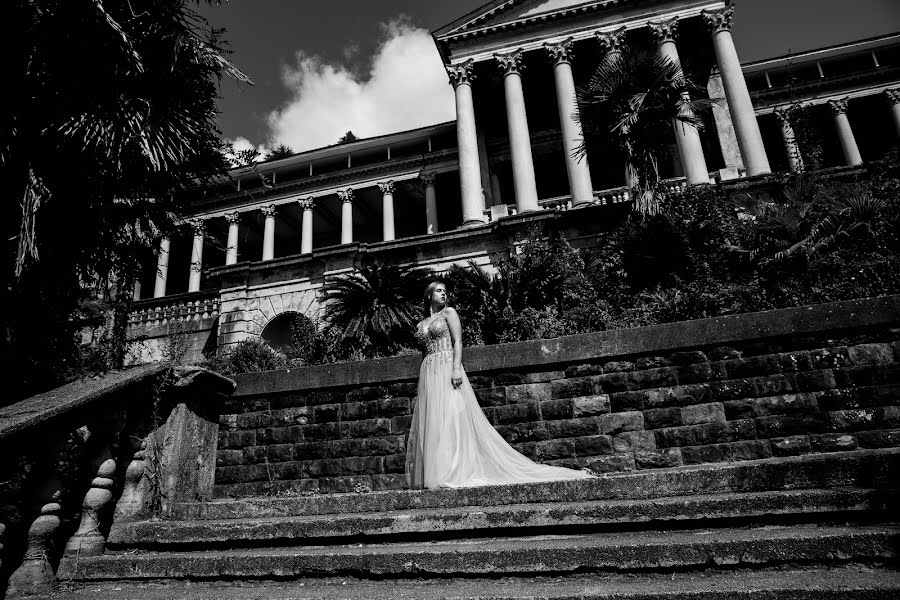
244, 286, 323, 341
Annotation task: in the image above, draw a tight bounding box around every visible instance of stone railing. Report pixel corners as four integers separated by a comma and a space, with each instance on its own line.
128, 291, 221, 331
0, 365, 236, 596
216, 296, 899, 497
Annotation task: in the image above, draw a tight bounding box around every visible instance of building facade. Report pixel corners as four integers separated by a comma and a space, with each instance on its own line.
126, 0, 900, 363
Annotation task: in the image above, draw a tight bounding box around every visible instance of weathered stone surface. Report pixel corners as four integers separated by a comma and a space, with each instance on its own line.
551, 377, 596, 400
586, 453, 635, 473
598, 411, 644, 435
506, 383, 551, 404
628, 367, 678, 390
572, 394, 610, 417
603, 360, 635, 373
610, 391, 646, 412
810, 433, 858, 453
848, 343, 895, 366
771, 435, 812, 457
796, 370, 836, 392
612, 431, 656, 453
636, 356, 672, 370
810, 347, 851, 370
643, 407, 682, 429
546, 417, 599, 439
473, 387, 506, 407
680, 403, 726, 425
635, 448, 683, 469
857, 429, 900, 449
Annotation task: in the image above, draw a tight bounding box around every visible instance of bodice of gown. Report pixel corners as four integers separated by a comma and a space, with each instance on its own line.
415, 312, 453, 357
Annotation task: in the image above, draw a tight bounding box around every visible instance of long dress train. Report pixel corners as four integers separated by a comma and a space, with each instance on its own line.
406, 310, 593, 489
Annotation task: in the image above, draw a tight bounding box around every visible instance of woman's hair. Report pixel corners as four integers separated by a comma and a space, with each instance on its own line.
422, 281, 445, 315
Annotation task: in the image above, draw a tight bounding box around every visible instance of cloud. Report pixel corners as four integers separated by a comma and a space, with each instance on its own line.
265, 18, 455, 153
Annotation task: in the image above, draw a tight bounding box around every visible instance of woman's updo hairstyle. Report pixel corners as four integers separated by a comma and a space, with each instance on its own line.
423, 281, 445, 315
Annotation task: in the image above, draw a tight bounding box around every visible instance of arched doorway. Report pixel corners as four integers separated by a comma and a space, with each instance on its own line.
260, 311, 309, 350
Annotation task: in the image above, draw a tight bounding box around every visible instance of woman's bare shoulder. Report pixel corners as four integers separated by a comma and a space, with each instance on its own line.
443, 306, 460, 319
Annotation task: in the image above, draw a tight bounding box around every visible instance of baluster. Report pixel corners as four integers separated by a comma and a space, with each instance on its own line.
114, 439, 150, 522
64, 459, 116, 557
6, 492, 62, 596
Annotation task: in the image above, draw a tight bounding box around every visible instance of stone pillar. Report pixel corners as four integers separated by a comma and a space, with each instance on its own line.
490, 172, 503, 206
447, 60, 486, 225
421, 173, 439, 234
64, 458, 116, 556
153, 237, 170, 298
339, 189, 354, 244
261, 204, 276, 261
225, 212, 240, 266
545, 38, 595, 206
133, 281, 142, 301
887, 89, 900, 139
188, 219, 204, 293
649, 18, 711, 185
774, 108, 804, 172
703, 5, 771, 176
495, 49, 541, 213
379, 181, 396, 241
299, 197, 314, 254
828, 98, 863, 166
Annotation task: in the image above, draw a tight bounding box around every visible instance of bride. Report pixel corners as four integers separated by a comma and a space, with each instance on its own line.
406, 281, 593, 489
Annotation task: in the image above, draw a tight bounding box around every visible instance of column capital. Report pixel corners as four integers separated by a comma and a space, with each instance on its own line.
378, 180, 395, 195
446, 59, 475, 87
773, 106, 796, 124
828, 97, 849, 116
595, 27, 627, 54
261, 204, 277, 218
495, 49, 524, 76
298, 197, 314, 211
224, 211, 241, 225
338, 189, 355, 204
420, 172, 437, 186
702, 5, 735, 34
189, 219, 205, 236
885, 88, 900, 106
544, 37, 574, 66
648, 18, 679, 44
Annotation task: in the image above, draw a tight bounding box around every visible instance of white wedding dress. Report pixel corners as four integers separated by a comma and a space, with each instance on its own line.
405, 310, 593, 489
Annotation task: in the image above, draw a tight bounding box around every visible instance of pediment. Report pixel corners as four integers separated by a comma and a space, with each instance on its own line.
435, 0, 614, 40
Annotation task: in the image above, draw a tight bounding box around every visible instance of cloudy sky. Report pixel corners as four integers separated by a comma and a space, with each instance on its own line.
198, 0, 900, 154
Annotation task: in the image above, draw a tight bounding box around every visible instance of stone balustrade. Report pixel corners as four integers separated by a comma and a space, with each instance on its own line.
0, 365, 236, 594
128, 292, 221, 330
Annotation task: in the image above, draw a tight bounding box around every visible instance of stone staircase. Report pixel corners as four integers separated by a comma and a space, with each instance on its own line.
55, 449, 900, 599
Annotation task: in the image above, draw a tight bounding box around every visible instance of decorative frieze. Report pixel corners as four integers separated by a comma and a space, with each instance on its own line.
495, 49, 524, 76
702, 6, 735, 34
446, 60, 475, 87
648, 18, 679, 44
544, 37, 574, 66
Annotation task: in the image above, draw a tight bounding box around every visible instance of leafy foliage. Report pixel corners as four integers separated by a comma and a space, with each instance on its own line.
3, 0, 248, 400
266, 143, 295, 161
319, 264, 434, 355
576, 46, 710, 214
337, 131, 359, 145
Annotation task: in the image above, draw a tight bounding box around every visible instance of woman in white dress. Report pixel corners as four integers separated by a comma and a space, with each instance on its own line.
406, 281, 593, 489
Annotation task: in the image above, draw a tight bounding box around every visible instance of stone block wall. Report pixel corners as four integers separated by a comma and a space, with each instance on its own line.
214, 299, 900, 497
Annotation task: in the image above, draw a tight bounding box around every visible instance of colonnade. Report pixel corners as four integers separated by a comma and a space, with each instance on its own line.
772, 87, 899, 173
446, 5, 773, 221
149, 175, 440, 298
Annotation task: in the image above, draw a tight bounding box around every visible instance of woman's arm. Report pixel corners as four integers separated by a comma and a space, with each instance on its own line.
444, 307, 464, 389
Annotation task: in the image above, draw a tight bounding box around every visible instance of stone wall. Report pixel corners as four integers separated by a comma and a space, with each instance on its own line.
214, 296, 900, 497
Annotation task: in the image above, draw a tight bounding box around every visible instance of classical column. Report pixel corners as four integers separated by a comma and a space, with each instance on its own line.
299, 197, 314, 254
596, 26, 627, 63
828, 98, 863, 166
495, 49, 540, 213
153, 237, 170, 298
225, 212, 240, 265
261, 204, 276, 261
545, 38, 595, 206
885, 89, 900, 139
774, 108, 804, 172
447, 60, 486, 225
378, 180, 396, 241
339, 189, 354, 244
421, 172, 439, 234
188, 219, 204, 293
648, 19, 711, 185
703, 6, 771, 176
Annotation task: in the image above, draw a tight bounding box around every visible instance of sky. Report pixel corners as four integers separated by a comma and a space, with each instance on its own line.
198, 0, 900, 154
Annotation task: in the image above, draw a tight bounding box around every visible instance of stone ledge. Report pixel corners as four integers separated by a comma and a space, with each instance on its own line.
233, 295, 900, 397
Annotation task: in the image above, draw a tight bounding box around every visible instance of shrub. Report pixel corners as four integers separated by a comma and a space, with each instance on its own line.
205, 339, 286, 376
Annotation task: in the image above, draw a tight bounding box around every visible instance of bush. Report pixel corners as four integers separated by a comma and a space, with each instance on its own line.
205, 339, 286, 376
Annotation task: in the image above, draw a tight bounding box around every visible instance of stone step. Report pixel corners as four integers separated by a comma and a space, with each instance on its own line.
110, 488, 885, 549
181, 449, 899, 519
50, 566, 900, 600
61, 524, 899, 581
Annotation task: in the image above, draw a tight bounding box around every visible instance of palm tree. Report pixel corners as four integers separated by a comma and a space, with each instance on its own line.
4, 0, 249, 398
319, 264, 434, 354
576, 47, 710, 214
